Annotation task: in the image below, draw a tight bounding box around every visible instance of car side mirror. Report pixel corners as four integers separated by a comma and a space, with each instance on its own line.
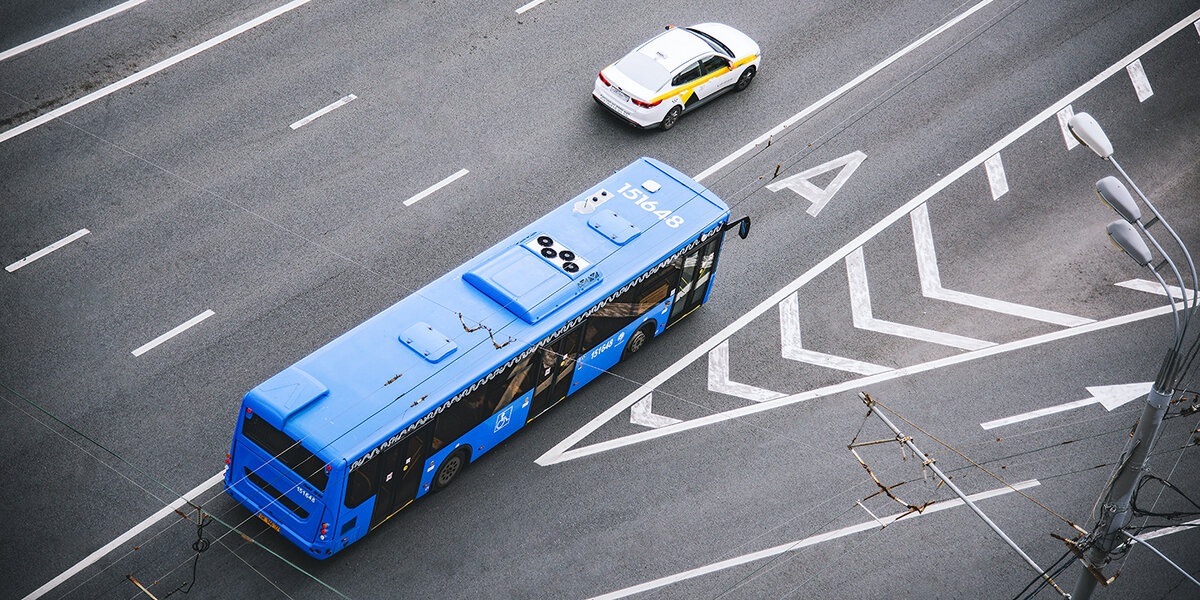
723, 216, 751, 239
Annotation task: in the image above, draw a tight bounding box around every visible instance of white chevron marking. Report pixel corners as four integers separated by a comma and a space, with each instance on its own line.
1115, 278, 1186, 299
910, 204, 1094, 327
779, 292, 889, 375
846, 247, 994, 350
629, 394, 682, 428
708, 341, 786, 402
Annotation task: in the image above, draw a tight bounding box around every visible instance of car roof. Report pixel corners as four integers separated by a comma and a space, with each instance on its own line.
634, 27, 713, 73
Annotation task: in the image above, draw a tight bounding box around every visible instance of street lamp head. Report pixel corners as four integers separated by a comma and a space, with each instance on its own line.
1068, 112, 1114, 159
1106, 220, 1152, 266
1096, 176, 1141, 223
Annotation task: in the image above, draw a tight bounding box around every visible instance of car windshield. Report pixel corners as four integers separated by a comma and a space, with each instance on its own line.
615, 51, 670, 91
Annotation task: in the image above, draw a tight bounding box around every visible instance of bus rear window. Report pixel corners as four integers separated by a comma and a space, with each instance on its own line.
242, 413, 329, 492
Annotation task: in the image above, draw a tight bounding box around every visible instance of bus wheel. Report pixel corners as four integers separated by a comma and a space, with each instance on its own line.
432, 448, 468, 492
622, 322, 655, 360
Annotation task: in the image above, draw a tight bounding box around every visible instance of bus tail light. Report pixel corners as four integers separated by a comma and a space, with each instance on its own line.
598, 71, 611, 86
632, 98, 661, 108
225, 452, 232, 465
320, 523, 329, 540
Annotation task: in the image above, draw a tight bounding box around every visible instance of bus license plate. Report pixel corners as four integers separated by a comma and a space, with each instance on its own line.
257, 513, 281, 533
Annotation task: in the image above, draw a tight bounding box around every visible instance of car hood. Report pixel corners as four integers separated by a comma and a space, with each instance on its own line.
688, 23, 760, 60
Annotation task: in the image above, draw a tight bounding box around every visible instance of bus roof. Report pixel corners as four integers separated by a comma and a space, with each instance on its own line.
241, 157, 730, 466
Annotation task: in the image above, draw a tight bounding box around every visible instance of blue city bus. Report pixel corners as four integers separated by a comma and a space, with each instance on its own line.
224, 157, 750, 557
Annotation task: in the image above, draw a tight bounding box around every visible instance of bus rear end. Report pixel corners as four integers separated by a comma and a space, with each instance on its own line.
226, 387, 340, 558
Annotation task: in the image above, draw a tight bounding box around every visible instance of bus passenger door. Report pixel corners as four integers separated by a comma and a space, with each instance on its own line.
527, 326, 584, 421
368, 427, 429, 529
668, 233, 723, 326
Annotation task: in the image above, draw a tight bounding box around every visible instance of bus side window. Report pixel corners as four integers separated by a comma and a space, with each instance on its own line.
433, 386, 488, 449
345, 458, 378, 509
485, 354, 535, 414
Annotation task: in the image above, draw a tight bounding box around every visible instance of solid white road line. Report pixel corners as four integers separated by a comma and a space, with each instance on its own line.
1138, 516, 1200, 541
536, 8, 1200, 467
846, 247, 994, 351
404, 169, 469, 206
131, 310, 214, 356
588, 480, 1041, 600
984, 152, 1009, 200
779, 292, 889, 375
21, 470, 226, 600
515, 0, 547, 14
0, 0, 315, 145
289, 94, 357, 129
1056, 105, 1080, 150
1126, 59, 1154, 102
910, 204, 1094, 327
693, 0, 999, 183
707, 341, 786, 402
5, 228, 90, 272
0, 0, 152, 62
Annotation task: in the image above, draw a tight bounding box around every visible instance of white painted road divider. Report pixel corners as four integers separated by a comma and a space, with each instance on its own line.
404, 169, 469, 206
131, 310, 215, 357
5, 228, 90, 272
0, 0, 152, 62
290, 94, 357, 130
980, 382, 1152, 430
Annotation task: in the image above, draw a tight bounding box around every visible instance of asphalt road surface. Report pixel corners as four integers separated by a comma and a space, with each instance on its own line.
3, 1, 1199, 599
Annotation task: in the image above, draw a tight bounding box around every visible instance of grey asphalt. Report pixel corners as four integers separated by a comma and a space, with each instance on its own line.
2, 0, 1198, 598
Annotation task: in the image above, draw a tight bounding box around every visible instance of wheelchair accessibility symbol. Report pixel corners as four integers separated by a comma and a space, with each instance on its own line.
494, 405, 514, 432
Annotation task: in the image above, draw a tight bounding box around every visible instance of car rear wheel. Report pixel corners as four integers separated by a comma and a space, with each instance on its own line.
660, 106, 682, 131
735, 66, 756, 91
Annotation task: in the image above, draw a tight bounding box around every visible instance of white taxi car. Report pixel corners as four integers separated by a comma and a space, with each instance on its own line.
593, 23, 760, 130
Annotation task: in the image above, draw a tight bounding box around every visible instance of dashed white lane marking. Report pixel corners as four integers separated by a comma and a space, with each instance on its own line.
846, 247, 993, 350
629, 394, 681, 428
1057, 105, 1080, 150
984, 153, 1008, 200
693, 0, 1000, 182
289, 94, 357, 130
588, 480, 1040, 600
779, 292, 888, 375
708, 341, 786, 402
1126, 59, 1154, 102
0, 0, 151, 62
515, 0, 547, 14
1115, 278, 1186, 299
5, 228, 90, 272
534, 12, 1200, 467
21, 470, 226, 600
910, 204, 1093, 327
403, 168, 469, 206
131, 310, 214, 356
0, 0, 315, 145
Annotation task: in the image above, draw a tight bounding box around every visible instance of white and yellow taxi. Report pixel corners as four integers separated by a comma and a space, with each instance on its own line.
593, 23, 760, 130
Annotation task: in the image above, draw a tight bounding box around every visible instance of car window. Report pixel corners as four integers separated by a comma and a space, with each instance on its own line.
672, 62, 703, 87
700, 55, 729, 75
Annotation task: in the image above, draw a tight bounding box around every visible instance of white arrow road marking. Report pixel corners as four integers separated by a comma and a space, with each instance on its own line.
588, 480, 1041, 600
779, 292, 888, 375
910, 204, 1094, 327
535, 10, 1199, 467
764, 151, 867, 217
981, 382, 1152, 429
1126, 59, 1154, 102
1115, 278, 1187, 299
629, 393, 681, 428
537, 305, 1171, 466
708, 341, 786, 402
846, 247, 994, 350
1057, 105, 1080, 150
984, 153, 1009, 200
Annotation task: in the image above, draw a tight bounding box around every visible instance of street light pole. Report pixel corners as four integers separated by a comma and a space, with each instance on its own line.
1066, 112, 1198, 600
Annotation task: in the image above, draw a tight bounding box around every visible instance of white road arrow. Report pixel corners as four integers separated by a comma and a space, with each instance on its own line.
981, 382, 1152, 430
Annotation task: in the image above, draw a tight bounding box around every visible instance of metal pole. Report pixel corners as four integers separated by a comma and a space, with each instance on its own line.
1071, 386, 1173, 600
859, 393, 1066, 596
1121, 531, 1200, 590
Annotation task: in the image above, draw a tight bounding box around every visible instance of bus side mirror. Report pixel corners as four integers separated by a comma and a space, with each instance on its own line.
724, 216, 751, 239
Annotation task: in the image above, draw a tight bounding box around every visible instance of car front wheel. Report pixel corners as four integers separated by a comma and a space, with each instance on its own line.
735, 66, 756, 91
